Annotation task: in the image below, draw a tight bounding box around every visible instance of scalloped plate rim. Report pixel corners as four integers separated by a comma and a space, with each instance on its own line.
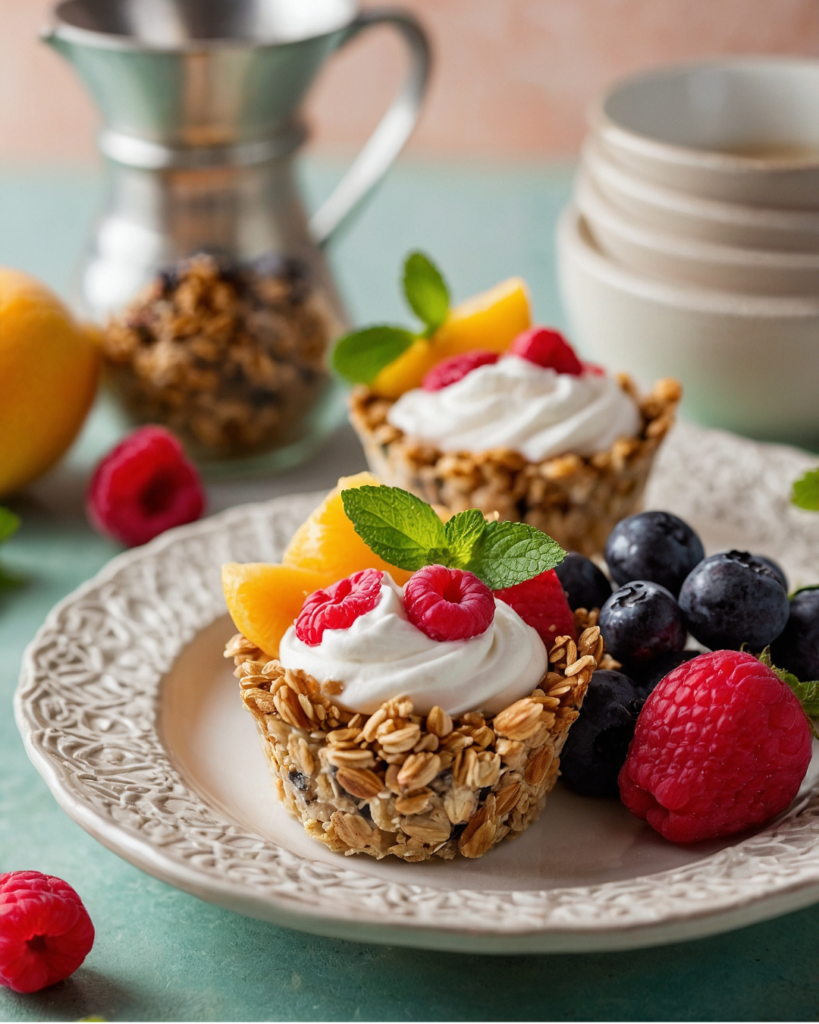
15, 429, 819, 953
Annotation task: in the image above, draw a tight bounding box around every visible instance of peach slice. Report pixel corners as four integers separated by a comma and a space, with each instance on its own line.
371, 277, 531, 399
222, 562, 329, 658
282, 471, 413, 586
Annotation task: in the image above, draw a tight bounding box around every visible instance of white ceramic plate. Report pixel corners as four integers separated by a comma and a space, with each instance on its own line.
15, 423, 819, 953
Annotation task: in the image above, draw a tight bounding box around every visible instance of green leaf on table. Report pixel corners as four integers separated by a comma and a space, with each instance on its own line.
0, 507, 24, 592
341, 485, 446, 571
402, 251, 450, 336
331, 325, 417, 385
465, 519, 566, 590
792, 468, 819, 511
0, 506, 20, 544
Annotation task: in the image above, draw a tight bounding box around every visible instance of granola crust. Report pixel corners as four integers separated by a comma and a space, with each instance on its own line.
349, 375, 682, 556
226, 625, 603, 862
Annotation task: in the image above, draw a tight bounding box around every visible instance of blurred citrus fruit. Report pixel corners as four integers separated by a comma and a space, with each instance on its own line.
0, 269, 99, 497
371, 277, 531, 398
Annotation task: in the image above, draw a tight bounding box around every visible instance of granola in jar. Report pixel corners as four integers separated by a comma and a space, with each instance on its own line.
101, 253, 338, 460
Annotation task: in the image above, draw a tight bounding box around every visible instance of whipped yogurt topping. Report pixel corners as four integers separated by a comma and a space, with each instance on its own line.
278, 574, 547, 716
386, 355, 641, 462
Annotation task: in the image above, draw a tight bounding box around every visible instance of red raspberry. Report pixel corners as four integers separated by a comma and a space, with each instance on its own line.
422, 350, 499, 391
619, 650, 813, 843
296, 569, 383, 645
0, 871, 94, 994
494, 569, 577, 646
511, 327, 584, 376
87, 426, 205, 547
404, 565, 495, 642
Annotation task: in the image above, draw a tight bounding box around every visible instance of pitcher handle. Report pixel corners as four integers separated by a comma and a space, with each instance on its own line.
309, 8, 431, 247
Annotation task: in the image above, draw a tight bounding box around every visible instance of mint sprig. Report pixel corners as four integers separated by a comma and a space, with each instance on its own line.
0, 507, 24, 591
331, 325, 416, 385
330, 251, 451, 385
792, 468, 819, 511
402, 251, 450, 336
341, 485, 564, 587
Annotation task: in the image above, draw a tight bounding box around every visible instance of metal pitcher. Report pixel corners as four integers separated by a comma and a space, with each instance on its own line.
43, 0, 431, 321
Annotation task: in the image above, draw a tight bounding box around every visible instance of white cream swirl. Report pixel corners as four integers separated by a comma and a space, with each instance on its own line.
386, 355, 641, 461
278, 574, 547, 716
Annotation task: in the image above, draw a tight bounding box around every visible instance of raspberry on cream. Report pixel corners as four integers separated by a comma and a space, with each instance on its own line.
278, 574, 547, 716
386, 355, 641, 462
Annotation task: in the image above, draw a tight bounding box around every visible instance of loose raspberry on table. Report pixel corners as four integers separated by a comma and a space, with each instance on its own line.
619, 650, 813, 843
0, 871, 94, 994
296, 569, 383, 645
510, 327, 584, 376
494, 569, 576, 646
87, 426, 205, 547
422, 350, 499, 391
404, 565, 495, 642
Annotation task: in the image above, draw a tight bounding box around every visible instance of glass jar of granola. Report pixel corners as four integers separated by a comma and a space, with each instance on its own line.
101, 252, 345, 469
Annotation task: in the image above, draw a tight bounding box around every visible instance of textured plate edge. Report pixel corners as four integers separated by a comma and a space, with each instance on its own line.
12, 459, 819, 953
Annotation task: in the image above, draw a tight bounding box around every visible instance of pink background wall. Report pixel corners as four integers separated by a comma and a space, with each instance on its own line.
3, 0, 819, 162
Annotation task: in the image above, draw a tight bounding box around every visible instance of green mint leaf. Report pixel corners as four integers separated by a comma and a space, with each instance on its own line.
0, 564, 24, 590
443, 509, 487, 568
0, 507, 20, 545
792, 468, 819, 511
466, 520, 565, 589
402, 251, 450, 336
331, 325, 416, 385
341, 485, 446, 572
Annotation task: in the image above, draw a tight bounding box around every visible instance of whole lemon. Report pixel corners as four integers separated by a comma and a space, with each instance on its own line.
0, 269, 99, 497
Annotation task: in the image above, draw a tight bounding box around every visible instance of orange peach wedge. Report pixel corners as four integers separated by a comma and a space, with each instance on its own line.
222, 562, 330, 659
370, 276, 531, 399
282, 471, 413, 586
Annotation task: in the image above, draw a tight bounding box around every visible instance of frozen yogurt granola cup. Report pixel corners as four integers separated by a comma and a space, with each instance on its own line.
349, 374, 681, 557
226, 622, 602, 862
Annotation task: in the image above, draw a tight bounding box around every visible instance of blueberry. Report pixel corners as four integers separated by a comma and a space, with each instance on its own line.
555, 552, 612, 611
599, 581, 687, 663
678, 550, 790, 651
771, 588, 819, 680
605, 511, 705, 596
560, 671, 642, 797
755, 555, 788, 591
624, 649, 700, 697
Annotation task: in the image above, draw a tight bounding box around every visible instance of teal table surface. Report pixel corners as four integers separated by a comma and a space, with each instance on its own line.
2, 159, 819, 1023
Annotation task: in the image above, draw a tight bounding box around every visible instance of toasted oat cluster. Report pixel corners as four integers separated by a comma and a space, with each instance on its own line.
102, 253, 336, 458
227, 624, 603, 862
349, 376, 681, 556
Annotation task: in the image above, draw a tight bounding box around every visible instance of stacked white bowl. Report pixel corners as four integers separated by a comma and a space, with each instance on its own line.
557, 58, 819, 447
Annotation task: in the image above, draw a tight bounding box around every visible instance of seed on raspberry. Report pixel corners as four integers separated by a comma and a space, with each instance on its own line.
493, 569, 576, 645
404, 565, 495, 642
0, 871, 95, 994
422, 350, 499, 391
619, 650, 813, 843
87, 426, 205, 547
510, 327, 584, 375
296, 569, 383, 645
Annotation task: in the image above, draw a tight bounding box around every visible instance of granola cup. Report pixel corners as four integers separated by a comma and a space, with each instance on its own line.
349, 375, 682, 556
226, 621, 603, 862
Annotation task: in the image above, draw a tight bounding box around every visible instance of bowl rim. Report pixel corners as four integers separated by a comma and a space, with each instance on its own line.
576, 171, 819, 271
583, 138, 819, 232
559, 203, 819, 317
589, 57, 819, 174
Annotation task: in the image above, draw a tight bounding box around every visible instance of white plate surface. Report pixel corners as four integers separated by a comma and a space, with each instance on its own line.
15, 423, 819, 953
